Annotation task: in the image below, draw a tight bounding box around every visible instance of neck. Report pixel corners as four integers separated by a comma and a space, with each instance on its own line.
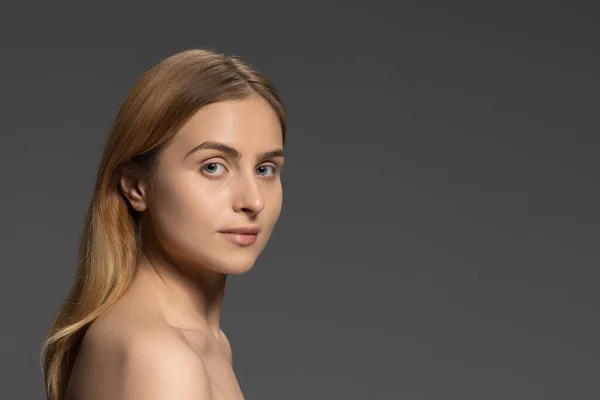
135, 247, 228, 340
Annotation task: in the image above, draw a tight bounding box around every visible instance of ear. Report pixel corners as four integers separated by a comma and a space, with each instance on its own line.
119, 166, 149, 212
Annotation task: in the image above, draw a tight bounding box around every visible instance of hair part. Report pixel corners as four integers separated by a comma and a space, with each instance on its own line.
40, 48, 286, 400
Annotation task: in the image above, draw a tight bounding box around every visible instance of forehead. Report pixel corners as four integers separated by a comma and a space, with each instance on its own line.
171, 94, 283, 154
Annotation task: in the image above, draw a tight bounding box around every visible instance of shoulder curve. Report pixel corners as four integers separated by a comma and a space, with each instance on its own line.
117, 329, 212, 399
219, 330, 233, 363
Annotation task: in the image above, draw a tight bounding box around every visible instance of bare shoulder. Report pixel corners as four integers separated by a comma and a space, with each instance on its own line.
117, 329, 212, 399
69, 310, 212, 399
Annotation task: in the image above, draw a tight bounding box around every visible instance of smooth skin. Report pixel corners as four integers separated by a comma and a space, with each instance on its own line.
64, 94, 285, 400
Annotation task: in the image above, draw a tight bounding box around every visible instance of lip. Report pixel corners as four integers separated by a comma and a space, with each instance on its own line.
218, 226, 260, 246
218, 226, 261, 235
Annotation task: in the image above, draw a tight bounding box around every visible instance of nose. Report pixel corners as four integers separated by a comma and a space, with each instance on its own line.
232, 173, 265, 215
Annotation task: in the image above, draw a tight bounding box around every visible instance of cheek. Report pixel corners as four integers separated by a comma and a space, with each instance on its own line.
263, 185, 283, 231
150, 176, 224, 247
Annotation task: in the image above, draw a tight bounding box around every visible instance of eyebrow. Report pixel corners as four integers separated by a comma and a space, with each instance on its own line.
184, 141, 284, 162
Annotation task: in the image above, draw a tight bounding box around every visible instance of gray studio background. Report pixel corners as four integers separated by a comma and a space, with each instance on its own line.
1, 2, 598, 399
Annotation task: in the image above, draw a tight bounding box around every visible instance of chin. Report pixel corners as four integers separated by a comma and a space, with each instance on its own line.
224, 263, 256, 275
211, 256, 258, 275
208, 236, 268, 275
170, 230, 272, 276
189, 244, 260, 275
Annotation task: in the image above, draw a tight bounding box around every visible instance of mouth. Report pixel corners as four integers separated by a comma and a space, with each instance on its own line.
219, 226, 261, 235
218, 227, 260, 246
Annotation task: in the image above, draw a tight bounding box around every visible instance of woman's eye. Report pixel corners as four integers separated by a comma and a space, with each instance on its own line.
256, 165, 276, 177
202, 163, 226, 175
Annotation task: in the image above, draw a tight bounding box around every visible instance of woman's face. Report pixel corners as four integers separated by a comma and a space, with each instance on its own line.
138, 94, 284, 275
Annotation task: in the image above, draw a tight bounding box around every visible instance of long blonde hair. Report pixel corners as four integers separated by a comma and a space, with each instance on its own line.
40, 48, 287, 400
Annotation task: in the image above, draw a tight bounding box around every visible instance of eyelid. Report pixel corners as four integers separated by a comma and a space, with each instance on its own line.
201, 155, 229, 164
257, 163, 279, 172
259, 159, 283, 168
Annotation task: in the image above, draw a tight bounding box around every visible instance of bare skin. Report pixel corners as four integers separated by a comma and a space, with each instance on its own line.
64, 94, 284, 400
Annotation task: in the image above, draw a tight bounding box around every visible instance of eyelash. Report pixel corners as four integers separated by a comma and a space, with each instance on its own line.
201, 162, 278, 178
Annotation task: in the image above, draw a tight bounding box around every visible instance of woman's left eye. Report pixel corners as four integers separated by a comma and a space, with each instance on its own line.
202, 163, 227, 175
255, 165, 276, 177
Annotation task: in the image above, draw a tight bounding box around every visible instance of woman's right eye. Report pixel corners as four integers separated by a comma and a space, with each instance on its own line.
201, 163, 227, 176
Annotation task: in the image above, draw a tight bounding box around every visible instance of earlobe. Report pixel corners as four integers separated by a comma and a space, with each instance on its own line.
120, 174, 148, 212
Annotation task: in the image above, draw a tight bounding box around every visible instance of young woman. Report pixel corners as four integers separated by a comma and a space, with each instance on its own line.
41, 48, 287, 400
